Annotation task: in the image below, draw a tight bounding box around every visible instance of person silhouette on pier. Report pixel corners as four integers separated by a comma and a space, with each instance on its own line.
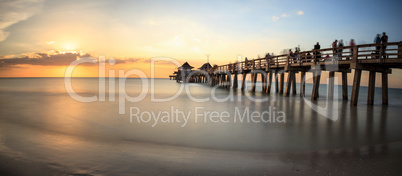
381, 32, 388, 60
314, 42, 320, 50
374, 34, 381, 55
332, 40, 338, 60
332, 40, 338, 48
288, 49, 294, 63
314, 42, 321, 60
337, 39, 344, 60
265, 53, 271, 66
349, 39, 356, 60
294, 47, 300, 63
381, 32, 388, 45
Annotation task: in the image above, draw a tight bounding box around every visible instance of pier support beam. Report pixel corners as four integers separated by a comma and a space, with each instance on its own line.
342, 72, 348, 100
382, 73, 388, 105
311, 70, 321, 100
285, 72, 292, 96
221, 74, 224, 86
367, 71, 376, 105
233, 73, 238, 89
251, 73, 257, 92
300, 72, 305, 97
220, 74, 225, 87
275, 72, 279, 93
351, 69, 362, 106
266, 71, 273, 94
223, 74, 227, 87
218, 74, 221, 86
328, 71, 335, 100
220, 74, 223, 87
241, 73, 247, 90
226, 74, 231, 88
261, 73, 266, 92
292, 72, 297, 95
279, 72, 284, 94
225, 74, 227, 87
211, 75, 214, 85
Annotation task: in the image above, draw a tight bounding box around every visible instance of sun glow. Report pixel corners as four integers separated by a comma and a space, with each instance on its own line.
64, 43, 77, 51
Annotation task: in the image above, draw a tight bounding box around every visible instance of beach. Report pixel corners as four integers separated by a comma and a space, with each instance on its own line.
1, 137, 402, 175
1, 78, 402, 175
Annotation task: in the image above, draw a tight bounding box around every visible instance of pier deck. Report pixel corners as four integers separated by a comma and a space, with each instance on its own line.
172, 42, 402, 106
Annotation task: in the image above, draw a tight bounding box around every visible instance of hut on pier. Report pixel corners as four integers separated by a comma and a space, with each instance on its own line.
177, 62, 194, 82
199, 63, 212, 72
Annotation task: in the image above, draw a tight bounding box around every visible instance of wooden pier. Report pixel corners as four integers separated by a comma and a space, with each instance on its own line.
172, 42, 402, 106
169, 74, 177, 80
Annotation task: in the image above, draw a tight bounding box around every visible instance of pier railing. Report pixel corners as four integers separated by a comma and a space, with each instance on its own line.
211, 42, 401, 73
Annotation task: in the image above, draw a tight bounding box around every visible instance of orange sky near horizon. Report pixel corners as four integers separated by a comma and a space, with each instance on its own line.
0, 56, 202, 79
2, 60, 402, 89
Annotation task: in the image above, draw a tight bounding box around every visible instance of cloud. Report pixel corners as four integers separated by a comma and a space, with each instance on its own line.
76, 56, 97, 64
0, 52, 86, 68
272, 10, 304, 22
0, 0, 44, 42
0, 51, 149, 69
121, 58, 142, 63
272, 16, 280, 22
0, 31, 9, 42
297, 10, 304, 15
142, 59, 179, 66
281, 13, 290, 18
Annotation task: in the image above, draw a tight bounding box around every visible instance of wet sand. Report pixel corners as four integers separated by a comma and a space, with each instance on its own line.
1, 139, 402, 176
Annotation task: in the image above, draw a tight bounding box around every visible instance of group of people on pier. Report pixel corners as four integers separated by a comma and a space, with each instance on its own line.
263, 32, 390, 65
222, 32, 390, 72
374, 32, 389, 59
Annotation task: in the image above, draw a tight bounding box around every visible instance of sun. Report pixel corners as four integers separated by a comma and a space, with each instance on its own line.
64, 43, 76, 51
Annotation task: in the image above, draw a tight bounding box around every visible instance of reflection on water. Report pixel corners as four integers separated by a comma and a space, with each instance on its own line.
0, 78, 402, 174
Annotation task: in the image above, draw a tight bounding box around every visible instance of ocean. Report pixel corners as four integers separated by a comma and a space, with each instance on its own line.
1, 77, 402, 175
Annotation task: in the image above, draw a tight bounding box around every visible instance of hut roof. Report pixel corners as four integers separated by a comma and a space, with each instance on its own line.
198, 63, 212, 70
179, 62, 194, 69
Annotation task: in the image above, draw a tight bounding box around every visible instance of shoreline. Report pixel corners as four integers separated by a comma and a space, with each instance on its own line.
1, 140, 402, 175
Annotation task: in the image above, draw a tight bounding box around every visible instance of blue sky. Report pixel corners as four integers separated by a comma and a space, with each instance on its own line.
0, 0, 401, 78
1, 0, 401, 59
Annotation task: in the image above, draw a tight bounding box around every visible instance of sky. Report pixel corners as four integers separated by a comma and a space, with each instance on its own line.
0, 0, 402, 86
